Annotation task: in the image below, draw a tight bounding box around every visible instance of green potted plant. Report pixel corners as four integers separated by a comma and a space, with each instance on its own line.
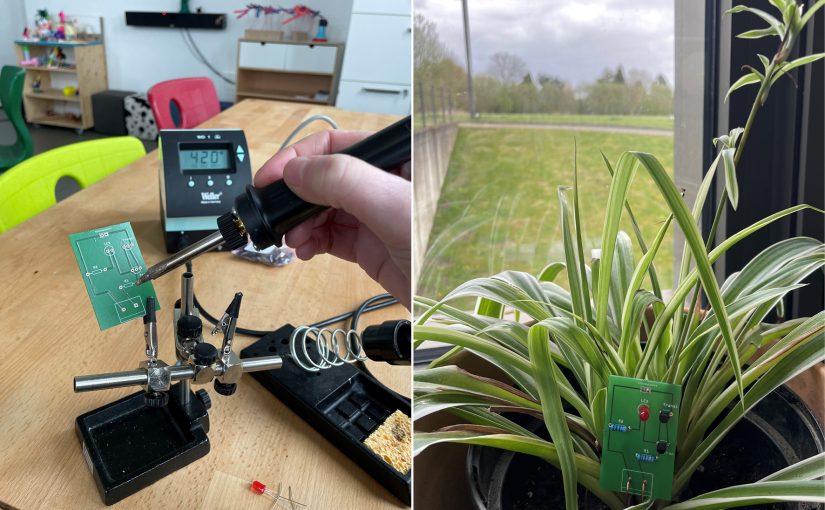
413, 1, 825, 508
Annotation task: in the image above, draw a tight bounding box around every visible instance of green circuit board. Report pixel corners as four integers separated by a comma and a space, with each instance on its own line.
599, 375, 681, 501
69, 222, 158, 330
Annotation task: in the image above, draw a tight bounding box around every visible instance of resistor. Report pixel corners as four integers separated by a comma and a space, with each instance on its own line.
635, 453, 657, 463
608, 423, 629, 432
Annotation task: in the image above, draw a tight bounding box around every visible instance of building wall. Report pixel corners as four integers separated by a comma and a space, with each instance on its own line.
0, 0, 27, 68
413, 124, 458, 291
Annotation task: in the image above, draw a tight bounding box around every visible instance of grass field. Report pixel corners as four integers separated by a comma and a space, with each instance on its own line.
417, 126, 675, 300
415, 112, 674, 131
470, 113, 674, 130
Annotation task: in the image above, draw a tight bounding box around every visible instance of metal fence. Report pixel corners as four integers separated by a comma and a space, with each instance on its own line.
414, 82, 455, 131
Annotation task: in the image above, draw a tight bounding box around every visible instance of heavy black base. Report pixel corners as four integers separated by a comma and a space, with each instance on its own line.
75, 383, 210, 505
241, 325, 412, 505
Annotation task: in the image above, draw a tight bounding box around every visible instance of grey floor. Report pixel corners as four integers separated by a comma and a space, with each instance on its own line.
0, 112, 156, 200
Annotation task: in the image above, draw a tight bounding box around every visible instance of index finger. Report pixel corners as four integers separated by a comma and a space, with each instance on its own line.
253, 129, 372, 187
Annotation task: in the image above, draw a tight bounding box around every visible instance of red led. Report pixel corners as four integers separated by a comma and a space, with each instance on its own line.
639, 405, 650, 421
250, 480, 266, 495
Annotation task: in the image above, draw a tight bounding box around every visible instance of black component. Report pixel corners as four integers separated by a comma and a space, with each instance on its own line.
226, 292, 243, 318
193, 342, 218, 366
196, 389, 211, 410
143, 297, 156, 324
176, 314, 202, 339
217, 213, 246, 250
657, 440, 668, 454
213, 380, 237, 396
125, 11, 226, 29
233, 116, 411, 249
143, 391, 169, 408
241, 325, 411, 505
362, 320, 411, 365
659, 410, 671, 423
75, 382, 210, 505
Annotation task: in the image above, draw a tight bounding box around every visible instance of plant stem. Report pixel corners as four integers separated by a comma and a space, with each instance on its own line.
667, 60, 777, 382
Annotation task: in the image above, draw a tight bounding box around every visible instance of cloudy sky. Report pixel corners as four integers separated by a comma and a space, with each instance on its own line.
416, 0, 675, 86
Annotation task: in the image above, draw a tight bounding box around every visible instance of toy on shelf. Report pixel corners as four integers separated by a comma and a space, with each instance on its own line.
20, 10, 102, 43
234, 4, 323, 42
32, 74, 42, 93
313, 18, 327, 42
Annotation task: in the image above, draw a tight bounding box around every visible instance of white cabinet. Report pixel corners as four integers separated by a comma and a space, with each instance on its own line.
238, 41, 338, 74
343, 14, 410, 84
338, 81, 410, 115
238, 41, 288, 70
283, 45, 338, 74
337, 1, 411, 115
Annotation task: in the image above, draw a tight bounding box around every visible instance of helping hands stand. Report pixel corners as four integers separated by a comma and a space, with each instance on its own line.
73, 271, 282, 505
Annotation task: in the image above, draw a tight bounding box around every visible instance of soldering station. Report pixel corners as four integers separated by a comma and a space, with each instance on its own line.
158, 128, 252, 253
70, 115, 413, 505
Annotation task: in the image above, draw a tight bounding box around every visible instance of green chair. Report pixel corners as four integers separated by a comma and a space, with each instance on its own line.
0, 65, 33, 170
0, 136, 146, 233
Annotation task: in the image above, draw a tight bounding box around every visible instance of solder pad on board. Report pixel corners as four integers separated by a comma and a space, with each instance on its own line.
69, 222, 158, 330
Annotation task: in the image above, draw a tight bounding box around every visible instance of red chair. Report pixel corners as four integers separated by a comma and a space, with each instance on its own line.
147, 77, 220, 130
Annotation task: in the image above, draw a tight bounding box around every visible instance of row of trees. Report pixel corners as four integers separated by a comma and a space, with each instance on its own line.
414, 15, 673, 116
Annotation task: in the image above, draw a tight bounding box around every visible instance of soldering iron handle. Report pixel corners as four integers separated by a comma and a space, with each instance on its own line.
234, 115, 411, 249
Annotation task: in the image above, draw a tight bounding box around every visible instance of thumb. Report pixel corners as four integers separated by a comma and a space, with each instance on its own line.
282, 154, 410, 247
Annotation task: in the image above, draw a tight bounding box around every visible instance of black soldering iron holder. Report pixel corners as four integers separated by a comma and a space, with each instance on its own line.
75, 382, 210, 505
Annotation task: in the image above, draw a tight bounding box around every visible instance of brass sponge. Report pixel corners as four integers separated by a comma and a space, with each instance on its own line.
363, 410, 411, 474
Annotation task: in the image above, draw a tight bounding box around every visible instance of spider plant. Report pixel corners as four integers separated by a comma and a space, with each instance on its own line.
413, 1, 825, 509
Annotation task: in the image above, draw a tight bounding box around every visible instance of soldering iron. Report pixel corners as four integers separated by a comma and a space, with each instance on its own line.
136, 115, 411, 285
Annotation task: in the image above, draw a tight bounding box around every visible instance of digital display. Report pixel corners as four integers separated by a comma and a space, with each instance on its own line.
179, 145, 235, 174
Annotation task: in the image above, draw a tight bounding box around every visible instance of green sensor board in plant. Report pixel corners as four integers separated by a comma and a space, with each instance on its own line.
599, 375, 681, 501
69, 222, 158, 331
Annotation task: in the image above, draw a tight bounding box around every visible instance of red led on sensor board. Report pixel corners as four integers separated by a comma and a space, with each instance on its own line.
639, 405, 650, 421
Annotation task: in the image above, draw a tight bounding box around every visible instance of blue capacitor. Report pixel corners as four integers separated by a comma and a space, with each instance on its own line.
608, 423, 628, 432
635, 453, 657, 463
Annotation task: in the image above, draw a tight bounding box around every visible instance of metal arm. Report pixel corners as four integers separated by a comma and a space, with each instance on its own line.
75, 278, 282, 400
74, 356, 283, 393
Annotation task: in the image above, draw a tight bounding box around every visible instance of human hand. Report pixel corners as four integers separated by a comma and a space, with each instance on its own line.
254, 129, 411, 309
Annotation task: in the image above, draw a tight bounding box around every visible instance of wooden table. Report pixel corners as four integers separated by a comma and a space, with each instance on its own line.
0, 100, 409, 509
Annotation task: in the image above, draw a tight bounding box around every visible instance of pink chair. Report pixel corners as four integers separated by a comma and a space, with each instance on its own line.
147, 77, 220, 130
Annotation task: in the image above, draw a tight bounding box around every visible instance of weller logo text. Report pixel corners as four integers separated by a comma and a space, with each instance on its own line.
200, 191, 223, 204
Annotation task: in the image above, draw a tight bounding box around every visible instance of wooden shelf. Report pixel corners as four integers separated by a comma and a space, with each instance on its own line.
239, 37, 339, 47
235, 39, 343, 106
16, 41, 107, 131
25, 89, 81, 102
236, 65, 331, 78
15, 39, 102, 47
236, 89, 328, 104
21, 65, 77, 73
30, 115, 83, 129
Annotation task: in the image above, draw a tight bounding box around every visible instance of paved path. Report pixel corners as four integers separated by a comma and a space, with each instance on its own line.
459, 121, 673, 137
